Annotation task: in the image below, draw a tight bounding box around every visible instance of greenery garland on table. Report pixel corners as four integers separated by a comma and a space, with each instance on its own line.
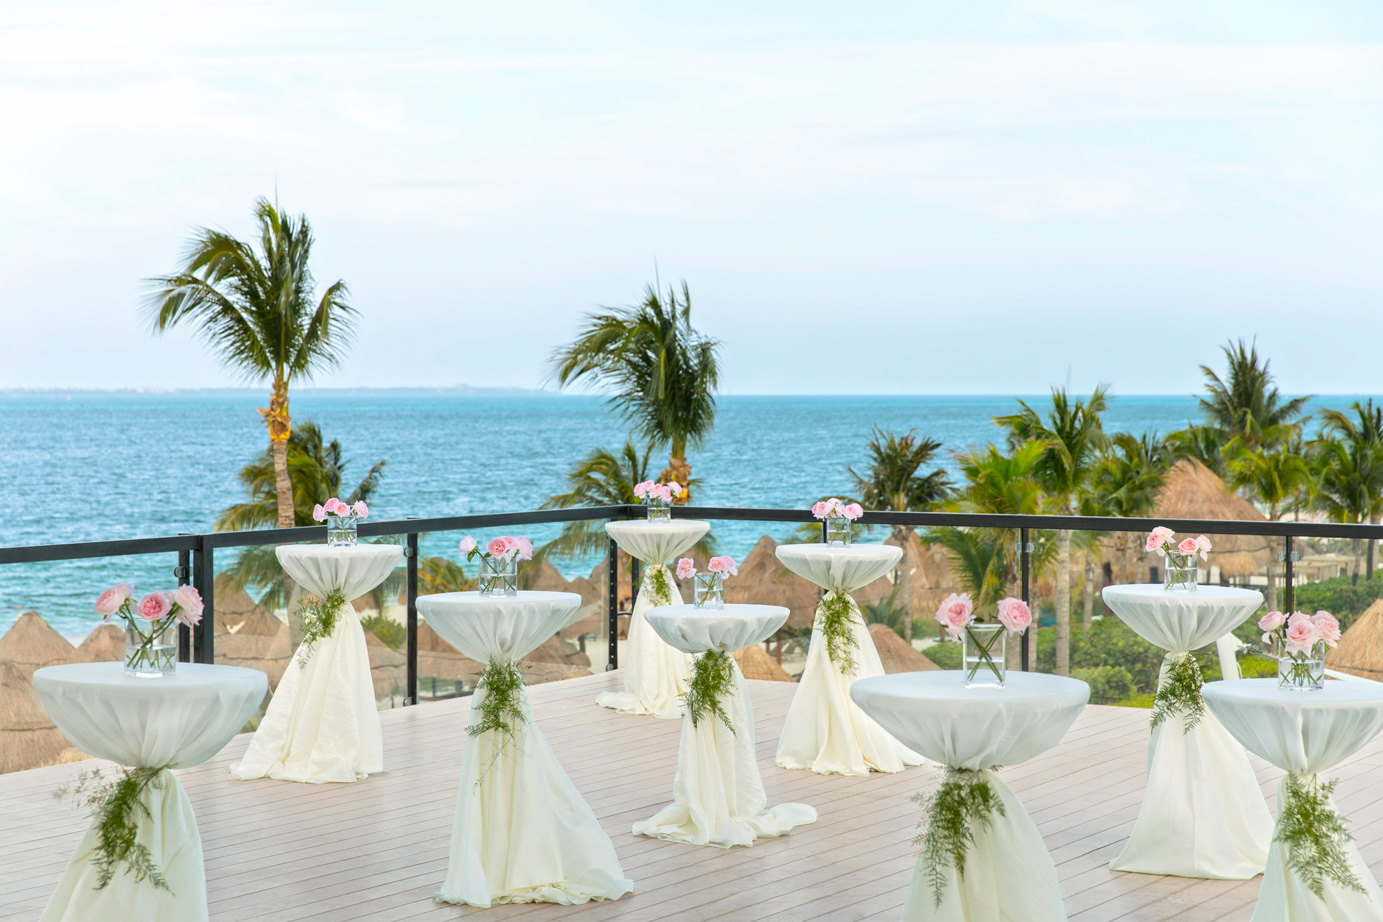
469, 659, 529, 778
818, 590, 860, 676
296, 590, 347, 667
685, 650, 736, 733
1279, 774, 1365, 901
642, 565, 674, 606
1149, 652, 1204, 734
55, 766, 171, 892
912, 767, 1007, 908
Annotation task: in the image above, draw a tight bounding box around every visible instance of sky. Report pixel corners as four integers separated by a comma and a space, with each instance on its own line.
1, 1, 1380, 395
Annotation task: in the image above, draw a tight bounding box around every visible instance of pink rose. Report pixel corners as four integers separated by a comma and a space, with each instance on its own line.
1152, 526, 1175, 540
845, 503, 863, 519
1258, 610, 1285, 635
136, 591, 171, 622
1195, 535, 1212, 559
633, 481, 650, 499
171, 585, 203, 627
996, 597, 1032, 635
459, 536, 477, 556
1284, 618, 1321, 656
1287, 610, 1312, 627
312, 504, 326, 522
668, 481, 682, 498
352, 501, 368, 518
95, 583, 133, 617
486, 537, 510, 558
1177, 537, 1199, 556
515, 537, 533, 561
935, 592, 974, 638
676, 558, 696, 580
1312, 611, 1341, 647
707, 555, 738, 576
1145, 531, 1164, 552
812, 501, 827, 519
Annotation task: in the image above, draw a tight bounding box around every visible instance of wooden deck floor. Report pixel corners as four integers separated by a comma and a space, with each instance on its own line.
5, 671, 1383, 922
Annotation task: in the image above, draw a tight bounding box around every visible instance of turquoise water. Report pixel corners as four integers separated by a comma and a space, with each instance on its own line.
0, 391, 1353, 638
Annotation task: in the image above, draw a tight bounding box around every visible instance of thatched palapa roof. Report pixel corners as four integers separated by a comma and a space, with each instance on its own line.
726, 536, 821, 629
1327, 599, 1383, 682
869, 624, 939, 674
0, 612, 78, 679
1149, 459, 1272, 578
733, 643, 793, 682
77, 623, 125, 663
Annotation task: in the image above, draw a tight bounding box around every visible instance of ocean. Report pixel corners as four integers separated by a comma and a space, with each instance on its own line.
0, 391, 1358, 639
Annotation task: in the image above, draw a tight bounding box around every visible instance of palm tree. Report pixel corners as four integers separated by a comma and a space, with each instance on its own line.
1083, 431, 1172, 589
848, 427, 951, 643
146, 198, 355, 529
1198, 340, 1310, 452
550, 282, 720, 500
1167, 424, 1229, 479
996, 387, 1109, 676
1227, 443, 1311, 607
1314, 400, 1383, 581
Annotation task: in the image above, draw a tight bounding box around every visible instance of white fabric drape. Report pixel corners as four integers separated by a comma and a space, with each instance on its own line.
774, 543, 922, 775
1102, 584, 1272, 879
33, 663, 266, 922
230, 544, 400, 784
1205, 679, 1383, 922
851, 672, 1089, 922
596, 520, 708, 719
635, 604, 816, 846
418, 591, 633, 908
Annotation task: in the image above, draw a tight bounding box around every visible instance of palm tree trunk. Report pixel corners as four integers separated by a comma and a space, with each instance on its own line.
1369, 530, 1376, 581
1083, 554, 1095, 634
661, 436, 692, 505
1353, 538, 1362, 586
895, 526, 913, 645
1056, 528, 1071, 676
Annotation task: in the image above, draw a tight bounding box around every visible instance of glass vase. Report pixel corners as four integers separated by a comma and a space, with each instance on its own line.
1276, 636, 1325, 691
124, 621, 176, 677
1163, 551, 1198, 591
825, 515, 852, 547
327, 513, 358, 547
478, 555, 518, 596
646, 497, 672, 522
963, 623, 1006, 688
694, 573, 725, 610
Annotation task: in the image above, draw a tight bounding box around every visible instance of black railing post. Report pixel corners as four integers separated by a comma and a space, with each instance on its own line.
191, 537, 214, 664
406, 532, 419, 706
175, 544, 191, 662
631, 557, 642, 600
1020, 527, 1031, 672
1284, 535, 1295, 613
607, 534, 619, 671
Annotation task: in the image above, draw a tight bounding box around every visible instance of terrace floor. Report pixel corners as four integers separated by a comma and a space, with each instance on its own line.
5, 671, 1383, 922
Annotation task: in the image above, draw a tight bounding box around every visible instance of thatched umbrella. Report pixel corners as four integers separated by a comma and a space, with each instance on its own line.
214, 573, 264, 622
0, 662, 85, 773
364, 630, 405, 701
869, 624, 940, 674
1326, 599, 1383, 681
856, 532, 954, 620
415, 623, 485, 685
733, 644, 793, 682
1148, 460, 1272, 580
216, 618, 292, 691
726, 536, 820, 629
76, 623, 125, 663
0, 611, 78, 679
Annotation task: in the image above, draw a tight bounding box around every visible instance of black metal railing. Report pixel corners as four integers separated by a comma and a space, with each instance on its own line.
2, 505, 1381, 700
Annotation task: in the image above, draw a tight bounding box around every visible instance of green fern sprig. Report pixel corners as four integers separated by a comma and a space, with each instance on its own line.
643, 565, 675, 606
912, 767, 1006, 908
55, 766, 171, 892
1279, 774, 1365, 901
685, 650, 736, 733
819, 590, 860, 676
469, 659, 529, 779
1150, 653, 1205, 734
297, 590, 347, 666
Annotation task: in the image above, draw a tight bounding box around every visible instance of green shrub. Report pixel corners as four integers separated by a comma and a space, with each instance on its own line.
922, 640, 963, 670
1072, 665, 1135, 704
1292, 576, 1383, 629
361, 613, 406, 650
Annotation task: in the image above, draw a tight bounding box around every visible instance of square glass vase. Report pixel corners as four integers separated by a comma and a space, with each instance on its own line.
478, 555, 518, 596
327, 514, 358, 547
694, 573, 725, 610
1163, 551, 1198, 591
124, 621, 177, 677
646, 497, 672, 522
824, 516, 852, 547
963, 623, 1006, 688
1276, 637, 1325, 691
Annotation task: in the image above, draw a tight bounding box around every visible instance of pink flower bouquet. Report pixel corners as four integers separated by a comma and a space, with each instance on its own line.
95, 582, 203, 675
313, 497, 370, 547
936, 593, 1031, 687
460, 535, 533, 596
1260, 609, 1336, 690
634, 480, 682, 521
813, 497, 863, 546
678, 556, 737, 609
1146, 527, 1210, 591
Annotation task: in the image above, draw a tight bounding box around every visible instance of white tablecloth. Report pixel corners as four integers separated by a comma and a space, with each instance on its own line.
1102, 584, 1272, 878
635, 604, 816, 847
596, 519, 709, 719
230, 544, 400, 784
417, 591, 633, 907
33, 663, 266, 922
773, 543, 922, 775
851, 672, 1088, 922
1205, 680, 1383, 922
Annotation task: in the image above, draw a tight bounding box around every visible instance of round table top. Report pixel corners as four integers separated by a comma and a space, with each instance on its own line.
1102, 584, 1264, 654
850, 671, 1089, 770
1203, 678, 1383, 774
32, 662, 267, 769
644, 603, 789, 654
604, 519, 710, 564
275, 543, 402, 601
417, 590, 583, 663
775, 543, 902, 592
